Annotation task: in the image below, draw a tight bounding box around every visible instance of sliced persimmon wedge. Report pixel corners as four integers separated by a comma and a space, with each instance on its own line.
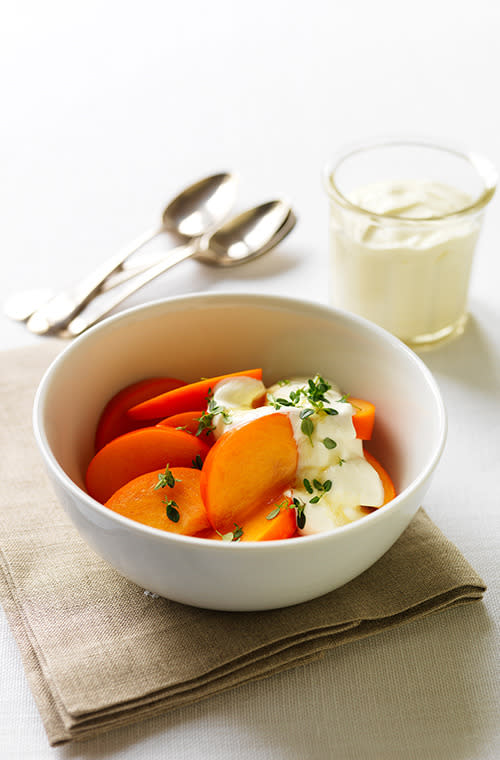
197, 495, 296, 542
199, 412, 298, 535
127, 368, 263, 421
86, 427, 210, 504
156, 410, 215, 445
238, 495, 297, 541
350, 398, 376, 440
105, 467, 210, 536
95, 376, 185, 451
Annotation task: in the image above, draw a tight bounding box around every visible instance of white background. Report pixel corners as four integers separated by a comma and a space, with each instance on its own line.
1, 2, 499, 758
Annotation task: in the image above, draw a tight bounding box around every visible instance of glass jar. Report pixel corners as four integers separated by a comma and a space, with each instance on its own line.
323, 138, 497, 347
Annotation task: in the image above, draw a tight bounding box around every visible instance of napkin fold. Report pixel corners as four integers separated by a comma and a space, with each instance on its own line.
0, 343, 486, 745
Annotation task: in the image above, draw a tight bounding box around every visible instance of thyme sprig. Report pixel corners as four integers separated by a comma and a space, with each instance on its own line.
305, 375, 331, 404
264, 495, 308, 531
217, 524, 244, 542
293, 496, 307, 529
154, 466, 181, 521
266, 497, 290, 520
303, 477, 332, 504
267, 375, 341, 444
196, 398, 232, 436
154, 465, 180, 490
163, 498, 180, 523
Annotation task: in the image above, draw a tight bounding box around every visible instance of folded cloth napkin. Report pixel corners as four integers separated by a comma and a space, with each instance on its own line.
0, 343, 486, 746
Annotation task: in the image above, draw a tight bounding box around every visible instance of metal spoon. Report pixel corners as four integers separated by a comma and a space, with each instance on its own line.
24, 172, 237, 335
61, 200, 296, 338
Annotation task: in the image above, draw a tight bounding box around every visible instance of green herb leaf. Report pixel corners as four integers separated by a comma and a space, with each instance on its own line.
196, 399, 232, 436
267, 391, 301, 410
293, 496, 307, 529
266, 498, 290, 520
304, 375, 332, 406
304, 477, 334, 503
301, 417, 314, 442
266, 506, 281, 520
299, 408, 315, 419
196, 411, 215, 436
322, 437, 337, 449
154, 465, 179, 490
218, 523, 244, 542
192, 455, 203, 470
324, 407, 339, 416
232, 524, 244, 541
163, 499, 180, 523
303, 478, 313, 494
337, 456, 346, 467
266, 393, 280, 409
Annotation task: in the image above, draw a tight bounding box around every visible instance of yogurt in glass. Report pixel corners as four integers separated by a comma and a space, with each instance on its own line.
324, 140, 497, 346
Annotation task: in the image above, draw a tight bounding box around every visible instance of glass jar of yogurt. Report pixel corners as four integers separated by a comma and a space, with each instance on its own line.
323, 139, 497, 347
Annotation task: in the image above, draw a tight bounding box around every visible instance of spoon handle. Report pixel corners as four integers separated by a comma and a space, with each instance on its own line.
26, 224, 163, 335
62, 241, 198, 337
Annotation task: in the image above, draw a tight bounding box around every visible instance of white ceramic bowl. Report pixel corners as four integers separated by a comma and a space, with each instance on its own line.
33, 293, 446, 611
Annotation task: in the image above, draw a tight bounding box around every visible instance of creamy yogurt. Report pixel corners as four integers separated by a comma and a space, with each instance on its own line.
211, 375, 384, 534
329, 179, 480, 343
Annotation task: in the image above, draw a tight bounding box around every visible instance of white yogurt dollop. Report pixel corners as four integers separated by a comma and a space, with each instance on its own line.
210, 376, 273, 438
211, 375, 384, 534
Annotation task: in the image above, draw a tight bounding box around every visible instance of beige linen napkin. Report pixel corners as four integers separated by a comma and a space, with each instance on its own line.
0, 343, 486, 746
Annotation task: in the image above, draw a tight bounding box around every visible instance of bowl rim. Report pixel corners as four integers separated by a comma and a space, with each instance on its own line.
33, 291, 447, 551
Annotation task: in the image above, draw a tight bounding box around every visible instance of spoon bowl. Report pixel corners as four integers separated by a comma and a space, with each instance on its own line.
196, 200, 290, 265
196, 204, 296, 267
162, 172, 237, 241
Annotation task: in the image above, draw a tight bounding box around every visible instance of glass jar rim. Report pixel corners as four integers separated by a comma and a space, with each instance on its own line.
323, 137, 498, 224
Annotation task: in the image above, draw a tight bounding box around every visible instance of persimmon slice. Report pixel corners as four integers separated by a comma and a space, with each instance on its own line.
95, 376, 185, 450
86, 427, 210, 504
239, 495, 297, 541
156, 410, 215, 445
105, 467, 210, 536
350, 398, 376, 440
200, 412, 298, 534
127, 368, 263, 421
197, 495, 296, 542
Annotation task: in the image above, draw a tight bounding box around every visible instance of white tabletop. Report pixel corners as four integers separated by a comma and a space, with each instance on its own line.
1, 2, 499, 757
